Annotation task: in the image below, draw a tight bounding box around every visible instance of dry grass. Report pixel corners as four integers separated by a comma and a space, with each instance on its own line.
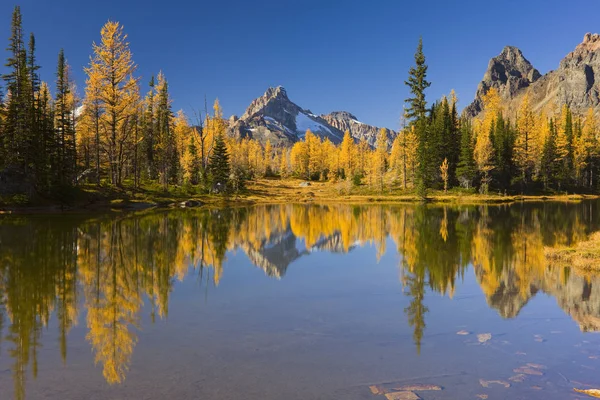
546, 231, 600, 272
242, 178, 598, 205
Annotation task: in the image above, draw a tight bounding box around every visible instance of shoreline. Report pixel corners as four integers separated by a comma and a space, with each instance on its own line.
2, 178, 599, 215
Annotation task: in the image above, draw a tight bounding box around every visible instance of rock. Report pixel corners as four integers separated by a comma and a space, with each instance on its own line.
466, 33, 600, 119
477, 333, 492, 343
479, 379, 510, 388
179, 200, 202, 208
509, 374, 527, 383
526, 363, 547, 370
392, 384, 442, 391
369, 385, 386, 395
513, 367, 543, 376
299, 182, 311, 187
385, 391, 421, 400
320, 111, 397, 148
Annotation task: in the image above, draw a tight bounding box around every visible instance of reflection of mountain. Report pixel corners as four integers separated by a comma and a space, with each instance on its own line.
476, 258, 600, 331
3, 202, 600, 396
475, 266, 538, 319
241, 230, 305, 278
241, 229, 356, 278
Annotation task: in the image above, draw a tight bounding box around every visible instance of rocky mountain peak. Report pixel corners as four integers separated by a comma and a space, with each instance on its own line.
578, 33, 600, 52
326, 111, 359, 121
241, 86, 296, 121
465, 45, 541, 117
467, 34, 600, 118
228, 87, 397, 147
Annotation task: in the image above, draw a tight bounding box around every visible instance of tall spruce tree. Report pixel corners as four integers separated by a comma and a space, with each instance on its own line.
541, 119, 557, 190
456, 118, 476, 189
55, 49, 75, 185
208, 133, 230, 192
404, 37, 431, 195
2, 6, 32, 171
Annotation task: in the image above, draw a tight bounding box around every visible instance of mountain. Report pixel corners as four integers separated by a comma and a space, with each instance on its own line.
320, 111, 396, 147
466, 33, 600, 117
227, 86, 396, 146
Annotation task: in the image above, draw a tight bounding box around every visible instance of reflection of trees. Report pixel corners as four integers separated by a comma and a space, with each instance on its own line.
1, 201, 600, 395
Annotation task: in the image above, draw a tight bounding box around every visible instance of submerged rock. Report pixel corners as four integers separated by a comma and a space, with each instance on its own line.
479, 379, 510, 388
477, 333, 492, 343
392, 384, 442, 391
384, 391, 421, 400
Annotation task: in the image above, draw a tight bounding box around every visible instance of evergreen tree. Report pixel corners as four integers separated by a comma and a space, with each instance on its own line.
143, 76, 156, 179
456, 118, 476, 189
404, 37, 431, 195
492, 113, 514, 190
208, 133, 230, 192
540, 119, 557, 190
2, 6, 32, 171
55, 49, 76, 185
155, 73, 177, 187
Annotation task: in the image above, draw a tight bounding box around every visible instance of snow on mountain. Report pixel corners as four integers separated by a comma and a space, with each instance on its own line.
227, 86, 394, 147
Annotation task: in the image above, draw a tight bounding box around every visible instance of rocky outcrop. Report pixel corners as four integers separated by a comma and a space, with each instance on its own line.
227, 86, 396, 147
465, 46, 541, 117
467, 33, 600, 118
321, 111, 397, 147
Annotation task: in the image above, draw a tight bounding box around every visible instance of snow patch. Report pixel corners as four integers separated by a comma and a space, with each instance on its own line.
295, 112, 332, 137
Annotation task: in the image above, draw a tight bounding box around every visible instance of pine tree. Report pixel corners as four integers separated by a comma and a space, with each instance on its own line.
555, 105, 572, 189
404, 37, 431, 196
456, 118, 476, 189
155, 72, 177, 187
142, 76, 156, 179
540, 118, 557, 190
55, 49, 76, 185
2, 6, 32, 172
208, 133, 230, 192
492, 113, 514, 190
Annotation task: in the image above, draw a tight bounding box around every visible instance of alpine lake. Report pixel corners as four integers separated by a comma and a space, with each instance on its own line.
1, 201, 600, 400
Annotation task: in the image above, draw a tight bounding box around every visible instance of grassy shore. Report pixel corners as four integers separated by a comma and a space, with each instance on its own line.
546, 231, 600, 272
1, 178, 598, 213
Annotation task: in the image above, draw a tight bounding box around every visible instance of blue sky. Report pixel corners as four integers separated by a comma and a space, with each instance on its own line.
1, 0, 599, 130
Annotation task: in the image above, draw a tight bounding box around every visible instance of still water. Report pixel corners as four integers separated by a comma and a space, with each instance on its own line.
0, 203, 599, 399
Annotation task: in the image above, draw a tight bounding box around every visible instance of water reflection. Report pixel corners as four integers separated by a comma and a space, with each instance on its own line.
0, 202, 599, 397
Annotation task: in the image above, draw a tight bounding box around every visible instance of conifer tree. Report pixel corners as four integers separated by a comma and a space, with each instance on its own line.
55, 49, 76, 185
2, 6, 32, 171
539, 118, 557, 190
155, 72, 177, 187
404, 37, 431, 195
87, 21, 139, 186
456, 118, 476, 189
514, 93, 537, 186
339, 130, 355, 179
208, 133, 230, 191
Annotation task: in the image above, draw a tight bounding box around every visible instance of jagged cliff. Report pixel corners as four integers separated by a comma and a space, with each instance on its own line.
467, 33, 600, 118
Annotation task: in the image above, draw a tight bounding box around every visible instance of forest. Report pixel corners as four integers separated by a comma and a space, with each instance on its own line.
1, 6, 599, 205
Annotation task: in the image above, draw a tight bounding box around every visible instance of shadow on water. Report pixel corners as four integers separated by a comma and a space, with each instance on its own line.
1, 201, 600, 398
